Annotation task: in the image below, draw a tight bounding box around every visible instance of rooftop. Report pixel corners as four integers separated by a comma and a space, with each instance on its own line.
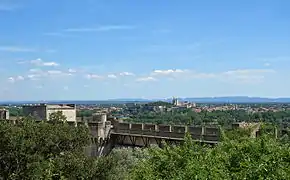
47, 104, 75, 109
23, 104, 75, 109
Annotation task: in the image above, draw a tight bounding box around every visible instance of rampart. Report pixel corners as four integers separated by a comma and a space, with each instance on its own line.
112, 122, 220, 141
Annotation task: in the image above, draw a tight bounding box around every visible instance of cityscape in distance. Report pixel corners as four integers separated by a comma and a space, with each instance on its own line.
2, 96, 290, 105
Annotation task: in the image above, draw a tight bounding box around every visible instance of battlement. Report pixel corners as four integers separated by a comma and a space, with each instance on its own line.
112, 122, 220, 141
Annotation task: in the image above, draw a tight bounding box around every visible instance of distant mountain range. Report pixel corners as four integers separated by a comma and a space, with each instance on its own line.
1, 96, 290, 105
179, 97, 290, 103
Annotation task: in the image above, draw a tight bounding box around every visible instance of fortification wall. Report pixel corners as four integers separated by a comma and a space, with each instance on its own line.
76, 120, 220, 147
130, 123, 143, 134
112, 122, 220, 141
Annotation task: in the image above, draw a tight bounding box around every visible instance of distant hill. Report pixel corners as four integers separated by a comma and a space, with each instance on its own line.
0, 99, 153, 105
181, 96, 290, 103
1, 96, 290, 105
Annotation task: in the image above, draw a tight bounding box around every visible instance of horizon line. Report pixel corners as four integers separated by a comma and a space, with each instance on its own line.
2, 96, 290, 103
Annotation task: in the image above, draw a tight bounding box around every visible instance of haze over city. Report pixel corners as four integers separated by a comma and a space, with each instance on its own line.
1, 0, 290, 101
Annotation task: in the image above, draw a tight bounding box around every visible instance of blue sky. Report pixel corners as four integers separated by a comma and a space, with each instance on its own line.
1, 0, 290, 101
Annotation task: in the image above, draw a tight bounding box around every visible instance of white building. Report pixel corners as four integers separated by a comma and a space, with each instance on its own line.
172, 97, 180, 106
23, 104, 76, 122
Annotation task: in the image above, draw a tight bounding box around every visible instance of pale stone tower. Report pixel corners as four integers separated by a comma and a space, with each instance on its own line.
172, 96, 179, 106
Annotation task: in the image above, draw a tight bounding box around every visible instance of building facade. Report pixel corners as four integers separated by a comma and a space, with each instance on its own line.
22, 104, 76, 122
0, 109, 9, 120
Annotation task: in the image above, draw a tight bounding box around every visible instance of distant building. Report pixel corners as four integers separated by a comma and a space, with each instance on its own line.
172, 97, 196, 108
172, 97, 179, 106
22, 104, 76, 122
0, 109, 9, 120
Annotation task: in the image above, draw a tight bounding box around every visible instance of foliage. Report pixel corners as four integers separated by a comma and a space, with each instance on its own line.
49, 111, 67, 123
0, 113, 94, 179
125, 109, 290, 127
7, 107, 23, 117
0, 112, 148, 180
77, 110, 94, 117
129, 131, 290, 180
147, 101, 173, 107
2, 110, 290, 179
97, 148, 149, 180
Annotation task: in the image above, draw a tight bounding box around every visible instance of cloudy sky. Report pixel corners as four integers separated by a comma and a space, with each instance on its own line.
1, 0, 290, 101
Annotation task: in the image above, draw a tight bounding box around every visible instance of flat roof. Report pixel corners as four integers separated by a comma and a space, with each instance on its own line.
23, 104, 75, 109
47, 104, 75, 109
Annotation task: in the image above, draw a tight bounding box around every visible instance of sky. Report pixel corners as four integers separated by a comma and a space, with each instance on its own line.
1, 0, 290, 101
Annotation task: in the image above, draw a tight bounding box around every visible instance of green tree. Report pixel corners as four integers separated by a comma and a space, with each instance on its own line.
0, 118, 96, 179
49, 111, 67, 124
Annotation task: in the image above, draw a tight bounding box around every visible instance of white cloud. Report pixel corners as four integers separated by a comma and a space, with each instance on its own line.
220, 68, 275, 83
19, 58, 59, 67
136, 76, 157, 82
152, 69, 187, 76
27, 74, 39, 80
0, 46, 55, 53
152, 69, 216, 80
26, 69, 72, 80
16, 76, 24, 80
108, 74, 117, 79
140, 68, 275, 84
43, 32, 77, 38
42, 62, 59, 66
0, 46, 36, 52
30, 58, 59, 67
46, 70, 72, 77
86, 74, 103, 79
222, 69, 275, 75
120, 72, 135, 76
64, 25, 135, 32
68, 68, 77, 73
47, 70, 63, 75
7, 76, 24, 83
29, 69, 42, 73
7, 66, 275, 86
7, 77, 15, 83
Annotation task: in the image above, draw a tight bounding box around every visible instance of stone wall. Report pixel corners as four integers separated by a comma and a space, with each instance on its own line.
112, 122, 220, 141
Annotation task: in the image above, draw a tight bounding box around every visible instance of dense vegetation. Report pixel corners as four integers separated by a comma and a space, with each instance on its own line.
125, 109, 290, 126
2, 109, 290, 179
6, 107, 23, 117
7, 104, 290, 123
131, 132, 290, 179
146, 101, 173, 107
0, 113, 94, 179
1, 113, 290, 179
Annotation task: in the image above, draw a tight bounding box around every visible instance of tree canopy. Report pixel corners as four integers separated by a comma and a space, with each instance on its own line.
129, 130, 290, 180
